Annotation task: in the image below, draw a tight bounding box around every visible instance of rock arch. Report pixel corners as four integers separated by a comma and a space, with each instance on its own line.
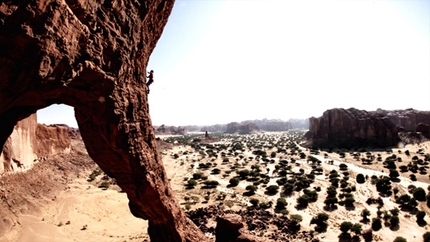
0, 0, 207, 241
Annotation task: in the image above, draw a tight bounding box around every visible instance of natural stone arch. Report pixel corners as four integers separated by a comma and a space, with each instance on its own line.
0, 1, 207, 241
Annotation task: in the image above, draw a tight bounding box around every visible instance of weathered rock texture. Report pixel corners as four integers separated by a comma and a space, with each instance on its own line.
0, 114, 71, 173
0, 1, 207, 241
306, 108, 400, 149
376, 108, 430, 132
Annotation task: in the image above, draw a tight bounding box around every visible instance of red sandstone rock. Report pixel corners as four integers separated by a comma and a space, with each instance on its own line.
0, 1, 207, 241
0, 114, 71, 173
306, 108, 400, 149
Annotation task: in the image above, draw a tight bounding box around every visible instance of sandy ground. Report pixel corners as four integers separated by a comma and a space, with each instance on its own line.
1, 178, 148, 242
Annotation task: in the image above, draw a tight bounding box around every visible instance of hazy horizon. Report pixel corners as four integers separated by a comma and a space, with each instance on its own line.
37, 0, 430, 128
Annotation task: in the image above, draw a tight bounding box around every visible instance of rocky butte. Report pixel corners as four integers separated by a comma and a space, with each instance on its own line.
0, 0, 208, 241
305, 108, 430, 149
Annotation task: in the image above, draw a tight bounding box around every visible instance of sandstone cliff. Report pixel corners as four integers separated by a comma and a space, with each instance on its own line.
375, 108, 430, 132
0, 1, 207, 241
306, 108, 400, 149
0, 114, 71, 174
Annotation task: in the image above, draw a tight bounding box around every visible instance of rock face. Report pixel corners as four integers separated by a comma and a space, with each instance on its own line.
0, 114, 71, 173
376, 108, 430, 132
306, 108, 400, 149
0, 1, 207, 241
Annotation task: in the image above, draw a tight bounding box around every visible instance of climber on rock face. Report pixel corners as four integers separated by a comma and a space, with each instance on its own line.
146, 70, 154, 93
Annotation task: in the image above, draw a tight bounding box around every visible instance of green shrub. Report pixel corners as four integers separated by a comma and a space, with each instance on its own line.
229, 178, 240, 187
250, 198, 259, 207
340, 221, 353, 233
393, 237, 407, 242
88, 168, 103, 182
276, 197, 287, 210
99, 181, 110, 189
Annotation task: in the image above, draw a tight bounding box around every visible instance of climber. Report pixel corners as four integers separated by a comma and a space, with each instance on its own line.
146, 70, 154, 94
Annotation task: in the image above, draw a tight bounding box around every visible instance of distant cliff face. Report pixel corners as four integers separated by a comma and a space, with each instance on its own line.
306, 108, 400, 149
155, 125, 187, 135
225, 122, 259, 134
0, 114, 71, 174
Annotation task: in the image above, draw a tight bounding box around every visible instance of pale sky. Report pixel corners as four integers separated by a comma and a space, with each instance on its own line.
38, 0, 430, 127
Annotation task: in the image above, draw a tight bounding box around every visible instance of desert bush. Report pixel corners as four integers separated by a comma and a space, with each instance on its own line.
412, 187, 426, 201
276, 197, 287, 210
193, 172, 202, 180
310, 213, 329, 233
297, 194, 310, 208
390, 208, 399, 216
389, 169, 400, 180
88, 168, 103, 182
416, 210, 426, 222
390, 216, 399, 228
356, 173, 366, 184
340, 221, 353, 233
303, 189, 318, 202
393, 237, 407, 242
259, 202, 272, 209
265, 185, 279, 195
238, 169, 250, 179
203, 180, 219, 188
351, 223, 362, 235
361, 209, 371, 222
245, 185, 257, 195
229, 178, 240, 187
371, 217, 382, 231
225, 200, 234, 208
186, 179, 197, 188
290, 214, 303, 222
212, 168, 221, 174
99, 181, 110, 189
250, 198, 259, 207
423, 232, 430, 242
339, 163, 348, 171
344, 195, 355, 207
375, 176, 392, 195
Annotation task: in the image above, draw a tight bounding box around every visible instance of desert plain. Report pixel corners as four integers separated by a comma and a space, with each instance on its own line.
1, 131, 429, 242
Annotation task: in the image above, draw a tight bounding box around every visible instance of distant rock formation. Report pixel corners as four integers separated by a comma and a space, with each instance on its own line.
241, 119, 291, 131
0, 114, 71, 174
199, 124, 228, 133
155, 124, 187, 135
226, 122, 259, 134
305, 108, 400, 149
196, 118, 308, 133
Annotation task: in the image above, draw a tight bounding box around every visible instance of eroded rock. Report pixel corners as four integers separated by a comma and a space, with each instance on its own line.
0, 0, 207, 241
305, 108, 400, 149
